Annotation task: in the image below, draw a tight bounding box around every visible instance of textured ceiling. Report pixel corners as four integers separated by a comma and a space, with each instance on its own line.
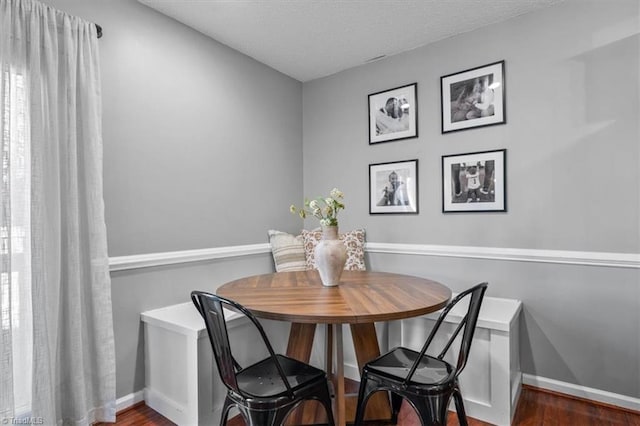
138, 0, 564, 82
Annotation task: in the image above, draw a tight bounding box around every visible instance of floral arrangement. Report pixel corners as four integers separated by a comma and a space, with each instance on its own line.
290, 188, 345, 227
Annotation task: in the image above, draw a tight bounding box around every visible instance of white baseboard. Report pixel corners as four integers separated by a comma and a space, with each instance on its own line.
144, 387, 195, 425
115, 390, 144, 413
344, 362, 360, 382
523, 374, 640, 412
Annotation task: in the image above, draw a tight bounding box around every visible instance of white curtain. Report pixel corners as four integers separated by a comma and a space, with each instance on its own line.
0, 0, 115, 424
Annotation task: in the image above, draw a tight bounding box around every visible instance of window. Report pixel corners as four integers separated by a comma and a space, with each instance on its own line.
1, 67, 33, 416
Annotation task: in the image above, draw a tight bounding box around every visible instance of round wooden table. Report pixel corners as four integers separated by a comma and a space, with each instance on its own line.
217, 270, 451, 426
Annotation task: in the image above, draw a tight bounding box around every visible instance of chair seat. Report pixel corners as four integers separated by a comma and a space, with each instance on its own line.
237, 354, 327, 398
366, 347, 455, 390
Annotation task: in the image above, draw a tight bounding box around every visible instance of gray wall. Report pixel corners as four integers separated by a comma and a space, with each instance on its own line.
44, 0, 303, 398
47, 0, 304, 256
303, 0, 639, 253
44, 0, 640, 403
303, 0, 640, 398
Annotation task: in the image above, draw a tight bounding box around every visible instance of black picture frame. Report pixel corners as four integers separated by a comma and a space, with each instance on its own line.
441, 61, 506, 133
442, 149, 506, 213
368, 83, 418, 144
369, 159, 419, 214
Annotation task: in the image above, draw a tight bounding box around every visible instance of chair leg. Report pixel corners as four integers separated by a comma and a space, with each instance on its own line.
318, 382, 336, 426
244, 407, 280, 426
219, 395, 234, 426
320, 401, 336, 426
304, 380, 336, 426
405, 392, 451, 426
273, 406, 296, 426
453, 387, 468, 426
353, 375, 378, 426
390, 391, 403, 424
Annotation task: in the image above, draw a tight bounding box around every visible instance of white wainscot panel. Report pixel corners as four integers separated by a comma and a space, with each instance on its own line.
389, 295, 522, 426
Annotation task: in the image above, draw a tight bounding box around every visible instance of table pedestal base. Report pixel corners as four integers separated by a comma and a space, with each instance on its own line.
285, 322, 391, 426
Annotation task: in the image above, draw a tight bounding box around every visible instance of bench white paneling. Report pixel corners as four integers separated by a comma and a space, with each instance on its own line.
389, 295, 522, 426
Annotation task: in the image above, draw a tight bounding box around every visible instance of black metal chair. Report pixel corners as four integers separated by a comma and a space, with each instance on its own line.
191, 291, 335, 426
353, 282, 488, 426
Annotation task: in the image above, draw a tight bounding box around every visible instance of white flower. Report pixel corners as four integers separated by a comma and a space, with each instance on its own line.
290, 188, 345, 227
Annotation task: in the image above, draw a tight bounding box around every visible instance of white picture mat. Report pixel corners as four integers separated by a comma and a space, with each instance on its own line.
369, 161, 418, 213
369, 84, 417, 143
442, 62, 504, 132
442, 150, 505, 212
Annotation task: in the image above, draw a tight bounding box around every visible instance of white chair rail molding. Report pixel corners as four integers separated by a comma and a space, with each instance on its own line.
109, 242, 640, 272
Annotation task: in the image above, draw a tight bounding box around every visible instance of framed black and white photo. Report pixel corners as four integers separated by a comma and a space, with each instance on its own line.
441, 61, 505, 133
442, 149, 506, 213
369, 159, 418, 214
368, 83, 418, 144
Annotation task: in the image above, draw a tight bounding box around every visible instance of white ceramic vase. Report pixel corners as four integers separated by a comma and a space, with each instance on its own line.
314, 225, 347, 287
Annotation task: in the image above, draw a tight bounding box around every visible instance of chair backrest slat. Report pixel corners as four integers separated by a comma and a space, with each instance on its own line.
191, 293, 239, 392
191, 291, 295, 397
404, 282, 488, 384
436, 313, 467, 360
452, 285, 487, 374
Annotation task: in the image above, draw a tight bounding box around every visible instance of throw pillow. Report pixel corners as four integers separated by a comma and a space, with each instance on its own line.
301, 228, 366, 271
267, 230, 307, 272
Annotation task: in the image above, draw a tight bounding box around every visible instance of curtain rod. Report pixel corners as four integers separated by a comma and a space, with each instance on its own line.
96, 24, 103, 39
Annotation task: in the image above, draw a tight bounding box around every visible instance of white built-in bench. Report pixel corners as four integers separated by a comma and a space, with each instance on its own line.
141, 294, 521, 425
141, 303, 233, 425
141, 303, 289, 425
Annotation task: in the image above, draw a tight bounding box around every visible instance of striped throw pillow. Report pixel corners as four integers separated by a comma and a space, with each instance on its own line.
268, 230, 307, 272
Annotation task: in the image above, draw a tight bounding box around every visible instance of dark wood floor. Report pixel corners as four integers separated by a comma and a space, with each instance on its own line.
102, 385, 640, 425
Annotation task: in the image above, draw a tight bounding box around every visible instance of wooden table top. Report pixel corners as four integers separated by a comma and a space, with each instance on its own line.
216, 270, 451, 324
